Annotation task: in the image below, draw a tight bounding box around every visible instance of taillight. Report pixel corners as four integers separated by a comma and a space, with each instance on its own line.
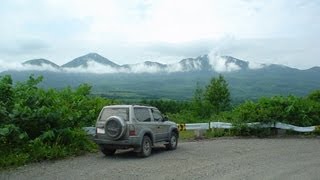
129, 124, 136, 136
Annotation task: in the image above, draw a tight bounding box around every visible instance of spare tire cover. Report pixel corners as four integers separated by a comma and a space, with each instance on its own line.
105, 116, 126, 139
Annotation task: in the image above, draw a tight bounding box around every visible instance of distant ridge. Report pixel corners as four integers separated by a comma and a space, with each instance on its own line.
2, 52, 320, 101
4, 52, 320, 74
306, 66, 320, 72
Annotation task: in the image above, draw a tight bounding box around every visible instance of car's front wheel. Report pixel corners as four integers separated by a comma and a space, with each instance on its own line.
165, 132, 178, 150
138, 136, 152, 157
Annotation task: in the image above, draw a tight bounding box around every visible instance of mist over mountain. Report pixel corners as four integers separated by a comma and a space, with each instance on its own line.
2, 52, 270, 74
1, 52, 320, 102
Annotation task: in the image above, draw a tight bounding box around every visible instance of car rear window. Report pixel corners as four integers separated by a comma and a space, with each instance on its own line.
99, 108, 129, 121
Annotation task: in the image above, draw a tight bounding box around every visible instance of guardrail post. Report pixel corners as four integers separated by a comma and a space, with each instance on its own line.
194, 129, 205, 139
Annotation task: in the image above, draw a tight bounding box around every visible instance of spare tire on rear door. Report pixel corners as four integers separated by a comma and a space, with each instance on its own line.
105, 116, 127, 140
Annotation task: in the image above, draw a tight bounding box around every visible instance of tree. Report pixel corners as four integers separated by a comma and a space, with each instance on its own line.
204, 75, 230, 114
0, 75, 14, 123
191, 83, 211, 118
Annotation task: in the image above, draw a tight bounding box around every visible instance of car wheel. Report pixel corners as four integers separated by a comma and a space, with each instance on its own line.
138, 136, 152, 157
166, 132, 178, 150
105, 116, 127, 140
101, 148, 116, 156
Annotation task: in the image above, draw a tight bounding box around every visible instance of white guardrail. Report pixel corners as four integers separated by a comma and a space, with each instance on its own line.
178, 122, 320, 133
83, 122, 320, 136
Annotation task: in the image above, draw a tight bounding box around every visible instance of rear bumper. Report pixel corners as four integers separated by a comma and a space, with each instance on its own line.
93, 136, 141, 148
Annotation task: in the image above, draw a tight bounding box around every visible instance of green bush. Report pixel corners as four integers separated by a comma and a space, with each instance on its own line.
315, 126, 320, 135
230, 123, 273, 137
230, 96, 320, 126
0, 75, 109, 169
0, 152, 29, 168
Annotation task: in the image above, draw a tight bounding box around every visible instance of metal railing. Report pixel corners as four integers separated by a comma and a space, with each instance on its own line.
178, 122, 319, 133
83, 122, 320, 136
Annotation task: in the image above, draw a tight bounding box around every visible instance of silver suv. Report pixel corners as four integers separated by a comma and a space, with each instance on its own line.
93, 105, 179, 157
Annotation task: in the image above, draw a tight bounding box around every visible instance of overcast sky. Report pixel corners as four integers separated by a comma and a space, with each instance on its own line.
0, 0, 319, 69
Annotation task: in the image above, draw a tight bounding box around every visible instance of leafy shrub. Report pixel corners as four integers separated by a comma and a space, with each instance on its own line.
0, 152, 29, 168
231, 96, 320, 126
0, 75, 109, 168
230, 123, 273, 137
308, 90, 320, 102
315, 126, 320, 135
0, 124, 28, 151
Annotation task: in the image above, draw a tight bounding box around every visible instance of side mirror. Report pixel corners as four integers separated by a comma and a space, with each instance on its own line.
163, 116, 168, 122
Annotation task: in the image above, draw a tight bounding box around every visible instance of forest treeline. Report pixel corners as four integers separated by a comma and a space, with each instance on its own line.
142, 75, 320, 127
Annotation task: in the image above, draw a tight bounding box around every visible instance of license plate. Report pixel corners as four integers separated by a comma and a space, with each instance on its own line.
97, 128, 105, 134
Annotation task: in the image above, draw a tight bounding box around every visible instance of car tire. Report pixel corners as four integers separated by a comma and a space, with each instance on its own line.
138, 136, 152, 157
165, 132, 178, 150
101, 148, 116, 156
105, 116, 126, 140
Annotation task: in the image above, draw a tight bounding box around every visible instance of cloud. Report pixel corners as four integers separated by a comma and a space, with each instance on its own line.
208, 52, 241, 72
144, 40, 214, 58
126, 63, 162, 73
0, 60, 60, 72
0, 0, 319, 69
166, 63, 183, 73
0, 39, 50, 56
63, 61, 182, 74
216, 37, 320, 69
63, 61, 122, 74
248, 62, 266, 69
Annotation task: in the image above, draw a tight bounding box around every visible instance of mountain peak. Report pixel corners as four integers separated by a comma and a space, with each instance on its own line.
178, 55, 210, 71
84, 52, 102, 58
22, 59, 60, 69
221, 56, 249, 70
61, 53, 120, 68
177, 54, 250, 72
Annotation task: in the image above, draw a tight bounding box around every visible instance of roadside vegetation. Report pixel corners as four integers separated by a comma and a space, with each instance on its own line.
0, 75, 115, 168
142, 75, 320, 137
1, 74, 320, 169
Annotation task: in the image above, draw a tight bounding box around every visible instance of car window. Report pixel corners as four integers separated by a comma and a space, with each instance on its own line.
100, 108, 129, 121
134, 108, 151, 122
152, 109, 163, 122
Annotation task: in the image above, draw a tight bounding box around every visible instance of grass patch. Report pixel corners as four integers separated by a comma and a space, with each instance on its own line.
179, 130, 196, 140
205, 129, 230, 138
180, 129, 231, 140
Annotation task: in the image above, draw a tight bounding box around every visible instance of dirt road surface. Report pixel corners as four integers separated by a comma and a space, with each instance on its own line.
1, 138, 320, 180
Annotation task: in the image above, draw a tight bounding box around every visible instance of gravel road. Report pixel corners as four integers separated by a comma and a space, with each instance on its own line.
1, 138, 320, 180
